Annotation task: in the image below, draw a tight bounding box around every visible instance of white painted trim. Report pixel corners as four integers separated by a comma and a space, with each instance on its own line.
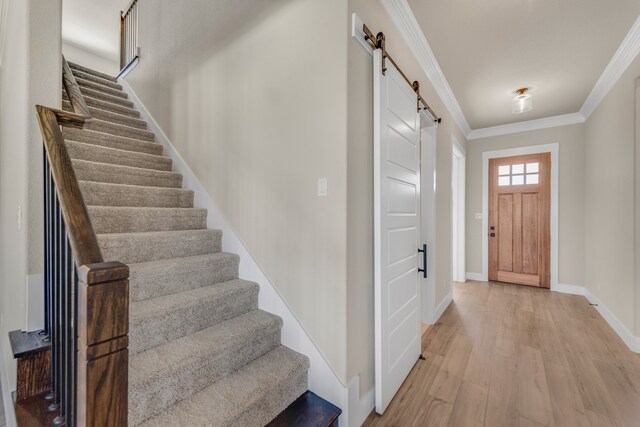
553, 283, 585, 296
583, 289, 640, 353
580, 14, 640, 119
347, 376, 375, 427
0, 337, 17, 427
466, 272, 484, 282
119, 80, 351, 423
352, 13, 373, 55
481, 144, 559, 291
380, 0, 471, 136
451, 138, 465, 283
432, 289, 453, 323
420, 126, 437, 325
467, 113, 585, 140
0, 0, 9, 69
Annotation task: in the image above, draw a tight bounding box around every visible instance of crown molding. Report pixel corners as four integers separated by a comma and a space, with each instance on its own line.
467, 113, 585, 140
580, 14, 640, 119
380, 0, 471, 135
380, 0, 640, 141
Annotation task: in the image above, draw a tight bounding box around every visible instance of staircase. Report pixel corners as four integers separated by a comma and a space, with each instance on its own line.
62, 62, 310, 426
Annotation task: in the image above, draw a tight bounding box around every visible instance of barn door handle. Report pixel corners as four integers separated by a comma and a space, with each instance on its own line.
418, 244, 427, 278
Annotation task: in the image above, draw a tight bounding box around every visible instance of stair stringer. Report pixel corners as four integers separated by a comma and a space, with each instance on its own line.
119, 79, 352, 426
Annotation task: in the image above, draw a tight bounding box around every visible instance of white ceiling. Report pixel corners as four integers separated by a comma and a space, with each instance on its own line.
62, 0, 130, 63
407, 0, 640, 130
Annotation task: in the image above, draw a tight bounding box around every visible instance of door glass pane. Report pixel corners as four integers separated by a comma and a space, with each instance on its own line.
512, 174, 524, 185
498, 165, 510, 175
526, 173, 539, 184
498, 176, 510, 186
511, 164, 524, 174
526, 162, 539, 173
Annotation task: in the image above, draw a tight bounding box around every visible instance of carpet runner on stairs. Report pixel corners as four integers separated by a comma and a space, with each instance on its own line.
63, 61, 310, 426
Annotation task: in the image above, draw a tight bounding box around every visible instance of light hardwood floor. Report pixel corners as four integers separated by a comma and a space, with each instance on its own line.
363, 281, 640, 427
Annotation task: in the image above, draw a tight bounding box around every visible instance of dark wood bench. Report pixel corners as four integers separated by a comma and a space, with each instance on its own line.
267, 391, 342, 427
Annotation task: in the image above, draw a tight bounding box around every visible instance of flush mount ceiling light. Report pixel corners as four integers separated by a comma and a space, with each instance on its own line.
512, 87, 533, 114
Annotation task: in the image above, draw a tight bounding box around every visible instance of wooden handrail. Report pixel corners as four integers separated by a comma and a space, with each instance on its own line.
62, 55, 92, 119
26, 56, 130, 426
35, 105, 103, 267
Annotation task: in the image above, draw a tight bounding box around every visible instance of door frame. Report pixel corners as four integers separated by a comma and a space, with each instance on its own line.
481, 143, 559, 290
452, 137, 466, 283
420, 122, 437, 324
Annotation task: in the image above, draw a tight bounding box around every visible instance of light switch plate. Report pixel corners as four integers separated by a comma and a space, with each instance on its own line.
317, 178, 328, 197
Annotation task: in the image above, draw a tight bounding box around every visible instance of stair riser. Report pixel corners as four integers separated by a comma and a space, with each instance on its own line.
72, 160, 182, 188
63, 99, 147, 129
130, 254, 239, 302
67, 142, 171, 172
79, 182, 194, 208
71, 69, 122, 90
233, 371, 308, 427
130, 327, 281, 426
87, 119, 155, 142
80, 86, 134, 108
89, 209, 206, 234
63, 128, 162, 156
98, 231, 222, 264
129, 287, 259, 355
77, 78, 128, 99
69, 62, 117, 82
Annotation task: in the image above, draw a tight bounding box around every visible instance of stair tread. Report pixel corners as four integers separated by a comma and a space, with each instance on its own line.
79, 85, 134, 107
63, 99, 147, 129
130, 309, 280, 383
97, 229, 222, 264
76, 76, 128, 98
88, 205, 207, 234
63, 128, 162, 155
79, 181, 194, 208
82, 94, 140, 117
129, 279, 260, 354
66, 140, 171, 171
128, 252, 239, 302
70, 68, 122, 90
87, 118, 155, 141
72, 159, 182, 188
138, 345, 309, 427
68, 61, 117, 82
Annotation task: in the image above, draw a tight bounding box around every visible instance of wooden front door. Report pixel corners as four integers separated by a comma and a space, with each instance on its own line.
489, 153, 550, 288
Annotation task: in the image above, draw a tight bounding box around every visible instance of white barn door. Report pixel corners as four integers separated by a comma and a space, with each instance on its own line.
373, 49, 422, 414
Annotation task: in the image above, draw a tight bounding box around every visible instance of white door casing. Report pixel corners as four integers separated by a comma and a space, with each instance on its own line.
420, 125, 436, 324
373, 49, 422, 414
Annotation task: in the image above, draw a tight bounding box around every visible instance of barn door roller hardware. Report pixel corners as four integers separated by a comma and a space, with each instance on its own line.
362, 23, 442, 124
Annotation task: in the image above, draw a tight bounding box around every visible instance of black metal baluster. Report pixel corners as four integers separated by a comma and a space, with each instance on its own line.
42, 152, 50, 338
49, 190, 60, 413
69, 257, 77, 427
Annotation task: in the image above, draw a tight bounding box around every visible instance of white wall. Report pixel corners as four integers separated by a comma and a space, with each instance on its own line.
0, 0, 61, 401
62, 42, 118, 76
465, 124, 586, 286
584, 55, 640, 337
125, 0, 350, 383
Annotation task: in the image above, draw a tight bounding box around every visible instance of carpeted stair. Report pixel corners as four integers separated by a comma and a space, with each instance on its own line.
62, 62, 309, 426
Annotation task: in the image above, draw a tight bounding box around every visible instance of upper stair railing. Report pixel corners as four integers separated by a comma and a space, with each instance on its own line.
119, 0, 140, 78
34, 55, 130, 426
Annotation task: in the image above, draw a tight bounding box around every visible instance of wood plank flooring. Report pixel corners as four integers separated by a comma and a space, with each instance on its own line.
363, 281, 640, 427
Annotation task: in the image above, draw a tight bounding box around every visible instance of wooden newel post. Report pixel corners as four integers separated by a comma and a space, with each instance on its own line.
76, 262, 130, 426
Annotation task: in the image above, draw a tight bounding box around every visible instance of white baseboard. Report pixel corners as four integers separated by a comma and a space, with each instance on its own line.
582, 289, 640, 353
347, 376, 374, 427
552, 284, 639, 353
432, 289, 453, 323
0, 338, 17, 427
120, 80, 351, 424
465, 272, 484, 282
552, 283, 585, 296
